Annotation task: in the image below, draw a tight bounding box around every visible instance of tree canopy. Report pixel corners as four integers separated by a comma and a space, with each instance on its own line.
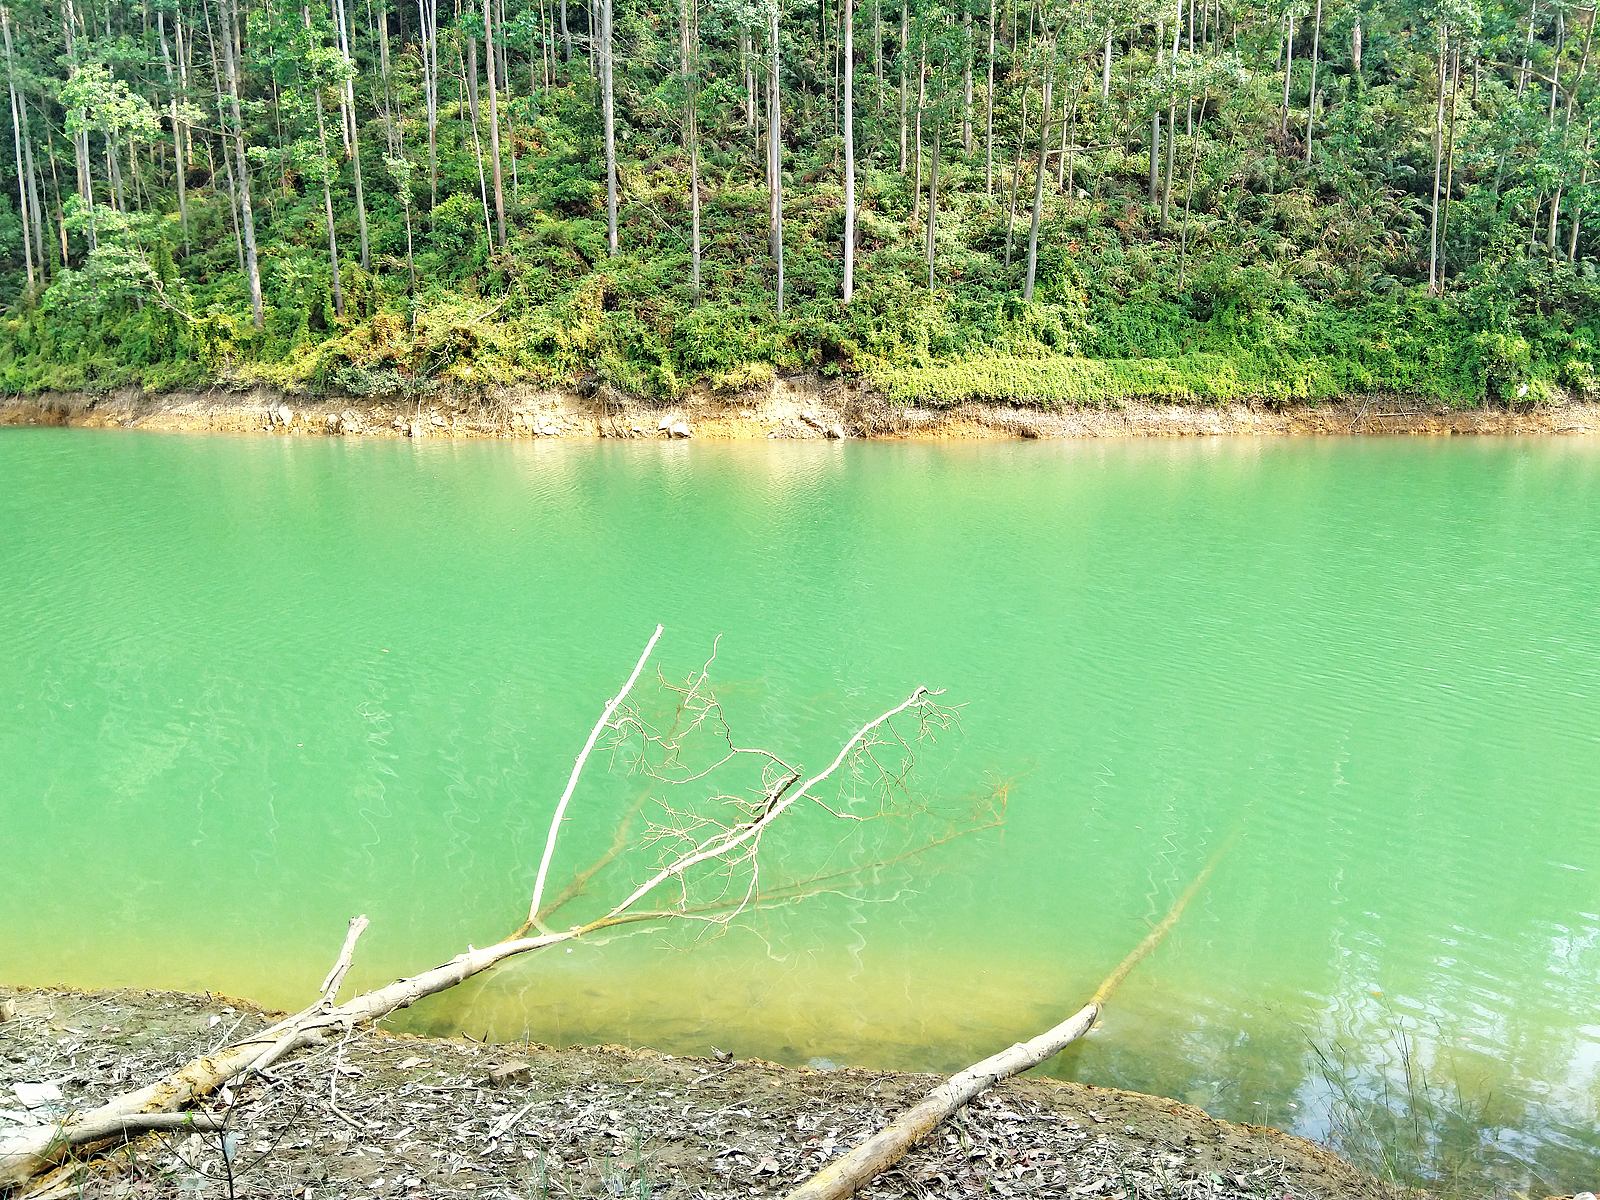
0, 0, 1596, 404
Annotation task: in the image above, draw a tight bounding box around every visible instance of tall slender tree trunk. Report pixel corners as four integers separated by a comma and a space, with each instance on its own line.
843, 0, 855, 300
1442, 44, 1460, 261
421, 0, 438, 213
927, 76, 941, 286
962, 4, 972, 152
1004, 86, 1026, 267
602, 0, 617, 255
1428, 23, 1446, 292
1177, 92, 1202, 286
1280, 7, 1292, 134
769, 7, 783, 314
202, 2, 244, 271
561, 0, 571, 66
483, 0, 506, 246
1570, 121, 1591, 260
1023, 66, 1051, 301
305, 5, 343, 317
21, 94, 45, 276
329, 0, 369, 268
682, 0, 700, 297
458, 42, 494, 246
984, 0, 994, 191
2, 7, 33, 289
875, 0, 882, 118
156, 10, 189, 253
898, 0, 908, 171
219, 0, 263, 328
1303, 0, 1319, 164
1518, 0, 1537, 97
60, 0, 95, 250
1102, 31, 1111, 97
913, 29, 925, 223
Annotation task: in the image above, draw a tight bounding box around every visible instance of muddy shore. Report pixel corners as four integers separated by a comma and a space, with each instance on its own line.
0, 987, 1427, 1200
4, 382, 1599, 440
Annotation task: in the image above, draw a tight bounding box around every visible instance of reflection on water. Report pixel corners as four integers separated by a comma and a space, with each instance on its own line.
5, 431, 1600, 1197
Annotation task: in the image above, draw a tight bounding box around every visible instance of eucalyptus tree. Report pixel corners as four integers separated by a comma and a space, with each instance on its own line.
298, 3, 350, 315
767, 0, 783, 312
331, 0, 370, 267
481, 0, 507, 247
2, 6, 33, 286
681, 0, 700, 296
602, 0, 616, 254
843, 0, 855, 300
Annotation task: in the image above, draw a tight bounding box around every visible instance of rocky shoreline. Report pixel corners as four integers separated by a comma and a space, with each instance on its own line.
0, 987, 1420, 1200
4, 381, 1599, 441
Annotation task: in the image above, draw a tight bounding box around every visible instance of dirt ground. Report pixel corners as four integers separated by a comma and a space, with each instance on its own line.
3, 379, 1598, 442
0, 987, 1428, 1200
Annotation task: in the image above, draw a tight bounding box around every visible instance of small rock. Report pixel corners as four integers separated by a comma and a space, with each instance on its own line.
430, 414, 446, 427
825, 424, 844, 439
487, 1060, 532, 1087
395, 1057, 430, 1070
657, 414, 674, 432
0, 999, 15, 1023
13, 1082, 61, 1109
669, 420, 692, 439
325, 413, 340, 432
712, 1047, 733, 1063
276, 404, 295, 426
806, 1057, 837, 1071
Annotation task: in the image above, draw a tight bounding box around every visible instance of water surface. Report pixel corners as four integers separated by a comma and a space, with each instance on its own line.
4, 431, 1599, 1195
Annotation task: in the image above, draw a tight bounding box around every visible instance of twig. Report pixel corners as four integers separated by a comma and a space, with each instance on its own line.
783, 834, 1238, 1200
527, 625, 665, 926
488, 1100, 538, 1140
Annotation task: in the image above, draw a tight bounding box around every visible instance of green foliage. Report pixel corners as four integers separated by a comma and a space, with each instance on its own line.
6, 0, 1600, 406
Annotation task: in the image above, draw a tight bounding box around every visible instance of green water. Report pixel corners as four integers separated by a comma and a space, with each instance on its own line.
5, 430, 1600, 1194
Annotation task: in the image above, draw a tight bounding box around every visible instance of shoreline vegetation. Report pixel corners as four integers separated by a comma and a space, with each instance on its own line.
6, 382, 1600, 440
0, 985, 1421, 1200
5, 0, 1600, 414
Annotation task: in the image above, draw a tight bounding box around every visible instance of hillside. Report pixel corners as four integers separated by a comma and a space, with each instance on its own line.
0, 0, 1596, 407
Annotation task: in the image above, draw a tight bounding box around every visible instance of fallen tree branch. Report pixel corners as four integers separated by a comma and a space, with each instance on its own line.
782, 836, 1235, 1200
1, 629, 950, 1192
525, 624, 665, 929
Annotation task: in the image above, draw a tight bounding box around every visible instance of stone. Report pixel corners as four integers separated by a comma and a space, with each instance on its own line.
276, 404, 295, 426
12, 1082, 61, 1109
669, 420, 692, 439
486, 1060, 532, 1087
825, 424, 844, 439
430, 414, 446, 427
657, 414, 674, 432
0, 999, 15, 1023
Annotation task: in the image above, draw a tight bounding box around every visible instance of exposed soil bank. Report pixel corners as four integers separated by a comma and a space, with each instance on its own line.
0, 987, 1426, 1200
4, 381, 1599, 440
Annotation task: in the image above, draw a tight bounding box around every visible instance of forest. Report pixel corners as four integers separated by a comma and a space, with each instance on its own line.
0, 0, 1596, 405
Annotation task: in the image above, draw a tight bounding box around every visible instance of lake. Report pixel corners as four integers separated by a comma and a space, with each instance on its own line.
4, 429, 1598, 1195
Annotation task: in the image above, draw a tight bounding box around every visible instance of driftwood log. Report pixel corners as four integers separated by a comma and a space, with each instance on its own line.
2, 628, 955, 1192
782, 839, 1232, 1200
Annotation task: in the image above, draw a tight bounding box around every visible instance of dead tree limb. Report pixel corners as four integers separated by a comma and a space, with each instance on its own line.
782, 837, 1234, 1200
526, 623, 665, 929
1, 629, 956, 1192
